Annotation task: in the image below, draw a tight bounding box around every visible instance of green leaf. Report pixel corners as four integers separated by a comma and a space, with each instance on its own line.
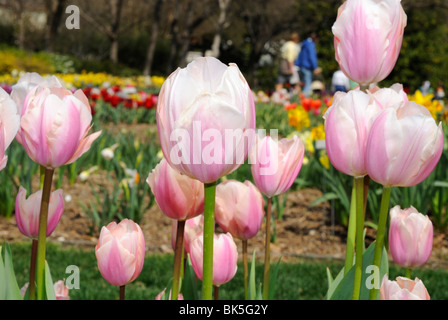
328, 242, 388, 300
44, 261, 56, 300
2, 243, 23, 300
268, 257, 282, 300
181, 256, 198, 300
0, 246, 6, 300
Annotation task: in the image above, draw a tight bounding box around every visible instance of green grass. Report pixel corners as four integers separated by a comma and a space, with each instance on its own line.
4, 241, 448, 300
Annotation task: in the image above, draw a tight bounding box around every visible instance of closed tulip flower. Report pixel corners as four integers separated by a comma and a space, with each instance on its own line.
17, 86, 101, 168
323, 89, 383, 177
0, 87, 20, 171
332, 0, 407, 85
147, 158, 204, 221
171, 215, 204, 254
15, 186, 64, 239
380, 275, 430, 300
366, 101, 443, 187
156, 56, 256, 184
215, 180, 264, 240
189, 232, 238, 286
95, 219, 145, 287
250, 133, 305, 198
389, 205, 433, 268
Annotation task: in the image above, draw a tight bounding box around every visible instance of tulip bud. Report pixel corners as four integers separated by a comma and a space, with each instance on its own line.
156, 56, 256, 184
215, 180, 264, 240
332, 0, 407, 85
249, 134, 305, 198
366, 101, 443, 187
388, 205, 433, 268
380, 275, 430, 300
95, 219, 146, 287
147, 158, 204, 221
189, 232, 238, 286
15, 186, 64, 239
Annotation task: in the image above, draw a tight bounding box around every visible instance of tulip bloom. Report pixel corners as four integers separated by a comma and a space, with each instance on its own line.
332, 0, 407, 85
95, 219, 145, 287
17, 86, 101, 168
250, 134, 305, 198
324, 90, 382, 177
53, 280, 70, 300
189, 232, 238, 286
15, 186, 64, 239
388, 206, 433, 268
0, 88, 20, 171
366, 101, 443, 187
156, 56, 256, 184
380, 275, 430, 300
215, 180, 264, 240
147, 158, 204, 221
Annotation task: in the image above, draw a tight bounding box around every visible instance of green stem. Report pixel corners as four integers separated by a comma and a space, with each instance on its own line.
243, 239, 248, 300
28, 239, 38, 300
369, 186, 392, 300
35, 167, 55, 300
263, 197, 272, 300
405, 268, 412, 279
202, 181, 217, 300
352, 176, 364, 300
172, 220, 185, 300
344, 180, 357, 275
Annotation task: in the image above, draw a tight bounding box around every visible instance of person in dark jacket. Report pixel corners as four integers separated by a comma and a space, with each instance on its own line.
295, 32, 319, 97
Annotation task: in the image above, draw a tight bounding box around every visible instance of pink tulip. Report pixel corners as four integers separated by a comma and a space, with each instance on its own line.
155, 288, 184, 300
156, 56, 256, 184
15, 186, 64, 239
380, 275, 430, 300
171, 215, 204, 254
17, 85, 101, 168
324, 90, 383, 177
0, 88, 20, 171
95, 219, 145, 287
365, 101, 443, 187
189, 232, 238, 286
388, 205, 433, 268
249, 134, 305, 198
215, 180, 264, 240
332, 0, 407, 85
147, 158, 204, 221
53, 280, 70, 300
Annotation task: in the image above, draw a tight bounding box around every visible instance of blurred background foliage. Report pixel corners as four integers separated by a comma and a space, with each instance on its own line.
0, 0, 446, 92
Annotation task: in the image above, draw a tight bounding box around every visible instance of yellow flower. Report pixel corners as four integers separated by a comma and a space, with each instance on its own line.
287, 105, 310, 131
311, 124, 325, 141
319, 152, 330, 170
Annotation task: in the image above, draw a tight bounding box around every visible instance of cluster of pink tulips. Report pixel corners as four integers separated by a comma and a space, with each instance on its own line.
325, 0, 442, 300
2, 72, 101, 299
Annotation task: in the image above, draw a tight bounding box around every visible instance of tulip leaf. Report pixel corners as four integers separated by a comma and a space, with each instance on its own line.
182, 256, 198, 300
248, 251, 262, 300
1, 243, 23, 300
327, 242, 388, 300
268, 257, 282, 300
0, 246, 5, 300
44, 261, 56, 300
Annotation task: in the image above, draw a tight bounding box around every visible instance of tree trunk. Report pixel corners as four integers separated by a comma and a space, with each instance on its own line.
143, 0, 164, 76
109, 0, 124, 63
45, 0, 67, 52
209, 0, 232, 58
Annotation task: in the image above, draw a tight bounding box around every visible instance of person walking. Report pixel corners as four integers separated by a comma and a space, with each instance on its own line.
295, 32, 319, 97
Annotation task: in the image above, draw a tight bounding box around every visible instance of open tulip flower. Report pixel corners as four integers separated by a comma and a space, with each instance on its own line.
156, 56, 256, 184
0, 87, 20, 171
17, 85, 101, 168
95, 219, 146, 288
389, 205, 433, 268
332, 0, 407, 85
380, 275, 430, 300
15, 186, 64, 239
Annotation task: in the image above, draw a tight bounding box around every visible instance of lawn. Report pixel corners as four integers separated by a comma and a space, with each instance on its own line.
4, 242, 448, 300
